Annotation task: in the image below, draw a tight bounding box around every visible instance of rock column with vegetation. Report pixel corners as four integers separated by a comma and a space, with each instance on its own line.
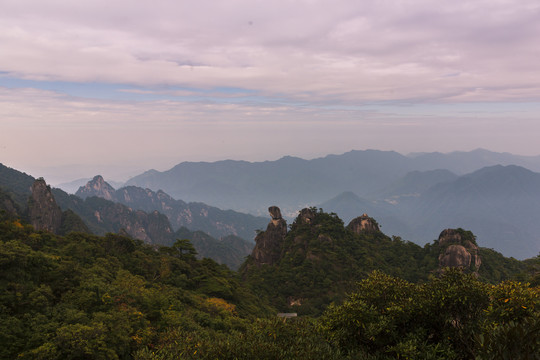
27, 178, 63, 233
251, 206, 288, 265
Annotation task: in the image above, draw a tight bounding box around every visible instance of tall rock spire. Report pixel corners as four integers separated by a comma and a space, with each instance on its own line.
251, 206, 287, 265
27, 178, 63, 233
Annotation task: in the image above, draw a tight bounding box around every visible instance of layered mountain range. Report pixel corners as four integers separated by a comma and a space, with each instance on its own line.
125, 149, 540, 214
321, 165, 540, 259
123, 149, 540, 259
3, 149, 540, 260
0, 164, 257, 269
75, 175, 267, 241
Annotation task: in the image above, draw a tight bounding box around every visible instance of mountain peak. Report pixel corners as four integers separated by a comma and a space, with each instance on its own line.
347, 213, 381, 234
76, 175, 116, 200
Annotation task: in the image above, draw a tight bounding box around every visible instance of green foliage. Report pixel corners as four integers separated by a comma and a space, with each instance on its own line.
242, 209, 438, 315
59, 209, 91, 235
454, 228, 478, 246
0, 217, 272, 359
320, 270, 540, 359
0, 163, 35, 208
175, 227, 253, 270
475, 317, 540, 360
1, 206, 537, 359
133, 318, 382, 360
521, 255, 540, 286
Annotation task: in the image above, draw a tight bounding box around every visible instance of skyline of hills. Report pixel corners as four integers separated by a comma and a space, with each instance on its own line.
321, 165, 540, 259
3, 148, 540, 260
124, 148, 540, 216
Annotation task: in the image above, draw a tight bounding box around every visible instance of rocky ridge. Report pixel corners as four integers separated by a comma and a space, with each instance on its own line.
250, 207, 383, 268
76, 176, 267, 241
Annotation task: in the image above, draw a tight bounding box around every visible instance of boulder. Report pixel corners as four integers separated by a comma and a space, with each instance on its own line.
347, 213, 380, 234
437, 228, 481, 274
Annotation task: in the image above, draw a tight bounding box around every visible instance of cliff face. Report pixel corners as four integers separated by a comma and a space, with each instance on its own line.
251, 206, 288, 265
438, 228, 481, 274
347, 213, 380, 234
89, 199, 175, 246
27, 179, 63, 233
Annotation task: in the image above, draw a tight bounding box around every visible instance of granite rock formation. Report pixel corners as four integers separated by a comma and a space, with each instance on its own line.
75, 176, 267, 241
76, 175, 116, 201
90, 200, 175, 245
251, 206, 288, 265
347, 213, 380, 234
437, 228, 481, 274
27, 178, 63, 233
297, 207, 316, 225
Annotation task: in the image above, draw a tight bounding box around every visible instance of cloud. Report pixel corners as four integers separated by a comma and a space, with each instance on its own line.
1, 0, 540, 103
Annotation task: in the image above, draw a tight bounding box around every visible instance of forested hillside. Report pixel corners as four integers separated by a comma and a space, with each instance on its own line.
0, 213, 272, 359
0, 164, 257, 266
1, 212, 538, 359
241, 208, 531, 315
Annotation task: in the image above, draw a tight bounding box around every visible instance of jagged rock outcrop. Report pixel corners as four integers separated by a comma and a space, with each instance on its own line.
90, 200, 175, 245
437, 228, 481, 274
74, 176, 268, 241
347, 213, 380, 234
251, 206, 288, 265
297, 207, 316, 225
76, 175, 116, 200
27, 178, 63, 233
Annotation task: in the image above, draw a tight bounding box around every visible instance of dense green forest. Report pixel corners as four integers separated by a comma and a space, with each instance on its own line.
240, 209, 533, 315
1, 206, 539, 359
0, 211, 273, 359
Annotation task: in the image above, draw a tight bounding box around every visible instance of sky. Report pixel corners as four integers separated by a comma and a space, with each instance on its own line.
1, 0, 540, 184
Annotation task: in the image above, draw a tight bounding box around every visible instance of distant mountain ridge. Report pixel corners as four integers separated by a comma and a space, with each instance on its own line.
321, 165, 540, 259
125, 149, 540, 215
76, 175, 268, 241
408, 148, 540, 174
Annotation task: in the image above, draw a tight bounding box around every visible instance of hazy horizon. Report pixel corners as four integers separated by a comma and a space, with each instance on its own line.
3, 147, 540, 187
